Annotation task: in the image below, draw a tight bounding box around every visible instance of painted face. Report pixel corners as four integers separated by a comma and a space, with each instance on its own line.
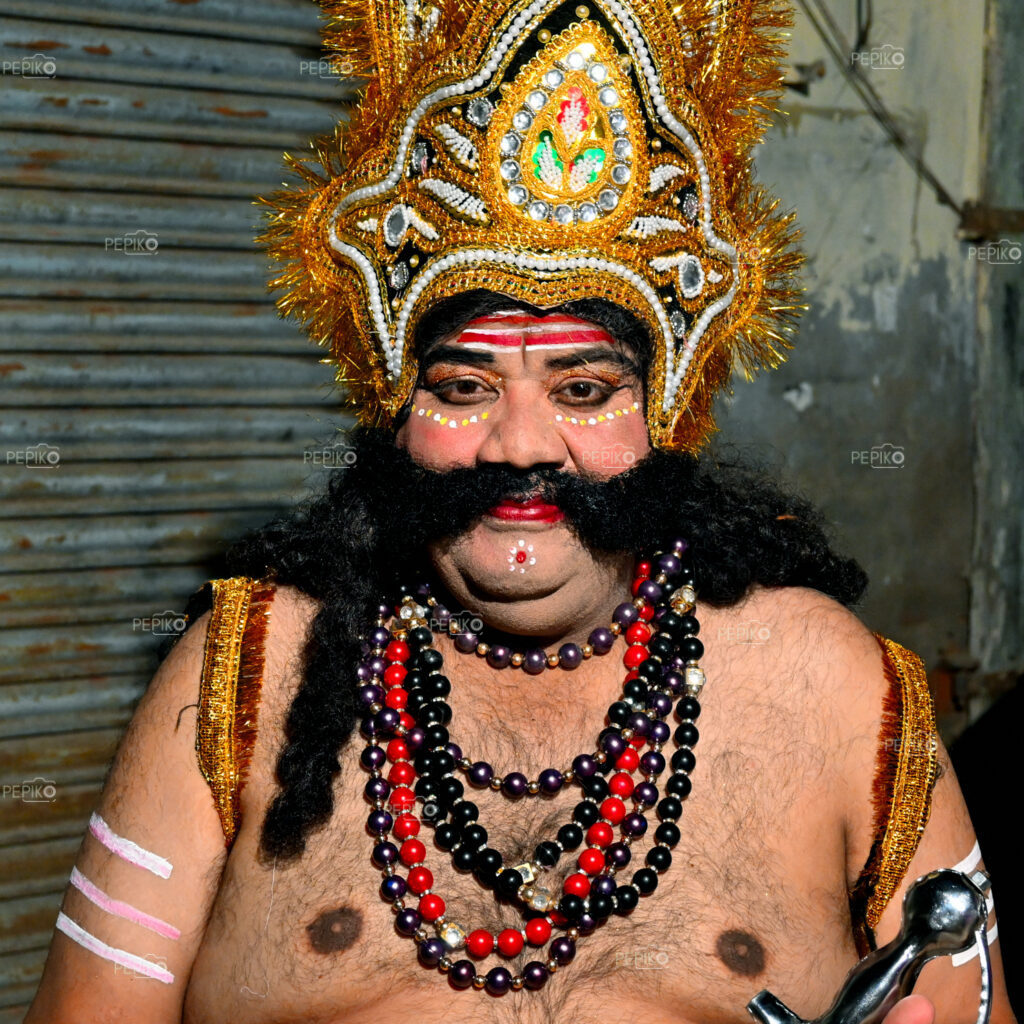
396, 309, 650, 491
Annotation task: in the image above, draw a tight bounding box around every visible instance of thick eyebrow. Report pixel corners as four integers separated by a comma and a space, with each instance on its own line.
419, 343, 642, 378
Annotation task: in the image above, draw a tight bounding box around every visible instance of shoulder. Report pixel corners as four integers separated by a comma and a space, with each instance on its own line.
708, 582, 887, 704
259, 581, 322, 705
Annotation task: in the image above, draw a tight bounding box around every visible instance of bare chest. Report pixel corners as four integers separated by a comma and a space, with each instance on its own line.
184, 676, 861, 1024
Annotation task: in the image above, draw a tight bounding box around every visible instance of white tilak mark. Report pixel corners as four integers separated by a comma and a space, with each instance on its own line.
459, 321, 611, 336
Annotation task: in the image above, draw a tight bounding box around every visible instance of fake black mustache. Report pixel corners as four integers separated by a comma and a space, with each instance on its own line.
340, 425, 701, 560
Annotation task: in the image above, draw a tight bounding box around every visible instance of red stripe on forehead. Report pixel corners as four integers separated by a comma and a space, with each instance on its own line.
455, 310, 615, 349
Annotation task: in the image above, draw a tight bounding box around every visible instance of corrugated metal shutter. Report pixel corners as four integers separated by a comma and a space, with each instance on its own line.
0, 2, 348, 1016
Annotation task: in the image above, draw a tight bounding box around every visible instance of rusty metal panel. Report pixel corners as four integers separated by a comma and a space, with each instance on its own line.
0, 17, 351, 98
0, 839, 81, 899
0, 130, 293, 194
0, 566, 206, 626
0, 298, 316, 349
0, 895, 64, 956
0, 407, 336, 459
0, 949, 51, 1009
0, 0, 331, 44
0, 351, 332, 398
1, 508, 292, 571
2, 457, 332, 516
0, 188, 260, 247
4, 78, 341, 147
0, 782, 99, 847
0, 678, 140, 737
0, 243, 286, 300
2, 626, 167, 685
0, 2, 348, 1013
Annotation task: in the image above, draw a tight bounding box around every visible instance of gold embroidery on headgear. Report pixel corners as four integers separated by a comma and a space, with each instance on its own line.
261, 0, 805, 452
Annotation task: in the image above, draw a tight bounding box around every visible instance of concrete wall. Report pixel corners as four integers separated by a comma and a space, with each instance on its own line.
712, 0, 1004, 731
969, 0, 1024, 713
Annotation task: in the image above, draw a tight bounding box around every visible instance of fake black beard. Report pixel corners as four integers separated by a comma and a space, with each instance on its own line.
207, 423, 867, 862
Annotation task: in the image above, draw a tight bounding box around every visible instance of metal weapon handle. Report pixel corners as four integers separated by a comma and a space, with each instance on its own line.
747, 868, 992, 1024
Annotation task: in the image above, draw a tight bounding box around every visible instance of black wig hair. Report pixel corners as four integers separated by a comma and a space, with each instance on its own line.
174, 291, 867, 863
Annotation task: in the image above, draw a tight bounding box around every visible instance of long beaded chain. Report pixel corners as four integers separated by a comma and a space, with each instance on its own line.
357, 538, 705, 994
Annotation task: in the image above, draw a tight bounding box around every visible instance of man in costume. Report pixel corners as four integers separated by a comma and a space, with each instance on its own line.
26, 0, 1014, 1021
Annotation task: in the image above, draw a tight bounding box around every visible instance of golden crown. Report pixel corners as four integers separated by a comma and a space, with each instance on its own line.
262, 0, 804, 452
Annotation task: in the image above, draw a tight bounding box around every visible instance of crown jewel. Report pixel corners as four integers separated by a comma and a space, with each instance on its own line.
263, 0, 805, 451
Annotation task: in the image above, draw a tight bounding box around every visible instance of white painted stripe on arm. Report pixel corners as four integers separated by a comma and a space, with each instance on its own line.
88, 813, 173, 879
952, 840, 982, 875
55, 911, 175, 983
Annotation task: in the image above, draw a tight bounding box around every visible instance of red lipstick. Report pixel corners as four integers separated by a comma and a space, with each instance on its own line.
488, 496, 564, 523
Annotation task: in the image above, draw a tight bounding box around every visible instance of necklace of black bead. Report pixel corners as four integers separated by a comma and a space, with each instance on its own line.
388, 545, 704, 927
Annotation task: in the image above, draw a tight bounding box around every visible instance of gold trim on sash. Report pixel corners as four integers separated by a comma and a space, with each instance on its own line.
849, 634, 939, 954
196, 577, 275, 848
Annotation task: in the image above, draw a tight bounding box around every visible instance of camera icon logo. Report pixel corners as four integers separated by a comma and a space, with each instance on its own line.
24, 442, 61, 468
852, 43, 905, 70
967, 238, 1022, 265
738, 620, 771, 644
18, 53, 58, 78
851, 442, 905, 469
22, 778, 58, 802
125, 229, 159, 255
